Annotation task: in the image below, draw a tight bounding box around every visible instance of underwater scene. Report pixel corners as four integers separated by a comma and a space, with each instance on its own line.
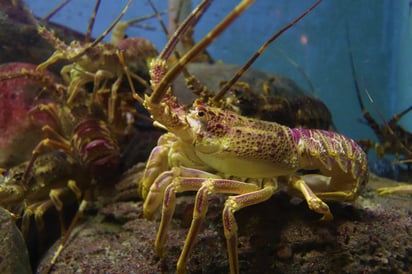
0, 0, 411, 273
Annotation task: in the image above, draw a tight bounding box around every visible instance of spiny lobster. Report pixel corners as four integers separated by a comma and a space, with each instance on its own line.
132, 0, 369, 273
347, 28, 412, 194
35, 0, 158, 124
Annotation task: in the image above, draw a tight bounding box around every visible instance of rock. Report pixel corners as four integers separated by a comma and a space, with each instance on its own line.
0, 207, 31, 274
0, 62, 61, 168
172, 63, 333, 130
173, 63, 309, 104
0, 0, 85, 69
37, 168, 412, 273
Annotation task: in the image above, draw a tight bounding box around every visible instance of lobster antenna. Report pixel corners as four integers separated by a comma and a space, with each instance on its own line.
43, 0, 72, 22
150, 0, 255, 104
157, 0, 213, 61
85, 0, 102, 43
213, 0, 322, 103
346, 24, 368, 115
364, 88, 412, 157
363, 87, 391, 129
147, 0, 169, 38
393, 105, 412, 120
70, 0, 133, 60
147, 0, 189, 62
275, 47, 317, 97
346, 23, 392, 133
171, 0, 186, 33
347, 24, 412, 157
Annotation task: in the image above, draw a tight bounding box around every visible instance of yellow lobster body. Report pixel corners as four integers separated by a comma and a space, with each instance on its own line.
139, 96, 368, 274
140, 96, 368, 212
185, 100, 368, 196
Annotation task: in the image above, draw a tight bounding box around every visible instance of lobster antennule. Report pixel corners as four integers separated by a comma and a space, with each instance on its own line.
146, 0, 213, 97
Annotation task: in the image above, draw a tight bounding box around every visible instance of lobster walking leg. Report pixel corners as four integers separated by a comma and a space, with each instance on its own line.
144, 167, 220, 219
154, 175, 279, 274
139, 144, 171, 200
140, 133, 207, 201
154, 177, 205, 257
22, 200, 54, 238
222, 182, 278, 274
21, 180, 79, 240
48, 184, 78, 234
289, 176, 333, 221
153, 169, 224, 254
377, 184, 412, 195
177, 179, 265, 274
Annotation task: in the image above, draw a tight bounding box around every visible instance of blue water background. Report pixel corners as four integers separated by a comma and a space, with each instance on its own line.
25, 0, 412, 144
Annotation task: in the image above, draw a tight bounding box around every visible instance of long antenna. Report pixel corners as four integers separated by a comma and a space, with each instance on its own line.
43, 0, 72, 22
346, 23, 412, 157
157, 0, 213, 61
212, 0, 322, 103
149, 0, 255, 104
85, 0, 102, 43
69, 0, 133, 60
275, 47, 317, 97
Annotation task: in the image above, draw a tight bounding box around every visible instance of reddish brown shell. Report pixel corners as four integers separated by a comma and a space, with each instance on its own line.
0, 62, 61, 167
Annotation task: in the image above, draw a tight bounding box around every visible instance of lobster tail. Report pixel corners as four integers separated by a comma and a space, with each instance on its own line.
72, 119, 120, 183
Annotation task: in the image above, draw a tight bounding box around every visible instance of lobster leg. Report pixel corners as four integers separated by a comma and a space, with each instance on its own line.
36, 50, 66, 72
222, 181, 278, 274
60, 64, 75, 83
22, 104, 71, 185
22, 138, 72, 186
151, 168, 222, 253
66, 73, 95, 104
377, 184, 412, 195
178, 180, 265, 274
144, 167, 219, 219
298, 174, 358, 201
154, 176, 205, 257
48, 186, 77, 234
47, 187, 95, 273
107, 73, 122, 124
21, 180, 82, 240
155, 176, 269, 274
289, 176, 333, 221
140, 144, 171, 200
22, 200, 54, 239
140, 133, 205, 200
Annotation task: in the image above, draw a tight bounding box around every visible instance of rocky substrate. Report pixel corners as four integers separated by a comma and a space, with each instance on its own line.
31, 169, 412, 274
0, 207, 31, 274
